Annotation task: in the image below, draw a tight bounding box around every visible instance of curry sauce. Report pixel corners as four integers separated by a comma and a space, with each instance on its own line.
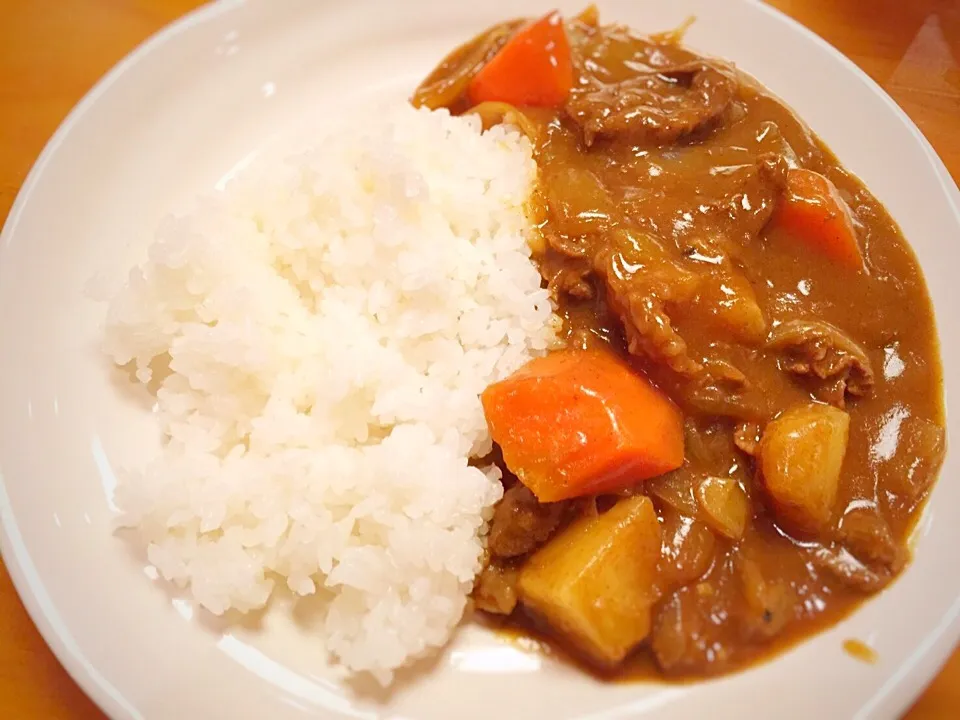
416, 9, 944, 679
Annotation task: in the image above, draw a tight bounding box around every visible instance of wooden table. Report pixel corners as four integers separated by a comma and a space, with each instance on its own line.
0, 0, 958, 717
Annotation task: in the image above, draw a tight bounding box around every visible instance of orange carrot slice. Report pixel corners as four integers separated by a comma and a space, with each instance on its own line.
772, 168, 864, 270
481, 349, 684, 502
467, 11, 574, 108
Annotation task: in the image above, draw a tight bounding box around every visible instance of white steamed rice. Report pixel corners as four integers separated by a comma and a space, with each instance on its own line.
104, 103, 556, 682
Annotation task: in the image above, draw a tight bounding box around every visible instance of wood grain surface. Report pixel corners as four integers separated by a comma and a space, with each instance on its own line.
0, 0, 958, 717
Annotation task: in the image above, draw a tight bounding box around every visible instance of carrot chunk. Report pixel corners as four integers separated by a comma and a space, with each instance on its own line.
467, 11, 573, 108
771, 168, 864, 270
481, 349, 684, 502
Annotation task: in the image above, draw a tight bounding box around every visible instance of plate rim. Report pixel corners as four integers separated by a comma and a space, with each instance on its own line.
0, 4, 244, 717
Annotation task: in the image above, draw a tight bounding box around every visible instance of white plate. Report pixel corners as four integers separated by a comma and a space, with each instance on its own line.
2, 0, 959, 718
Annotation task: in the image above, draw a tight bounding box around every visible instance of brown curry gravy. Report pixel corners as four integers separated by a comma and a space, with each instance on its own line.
417, 13, 944, 680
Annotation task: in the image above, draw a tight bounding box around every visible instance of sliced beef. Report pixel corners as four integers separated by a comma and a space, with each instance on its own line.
487, 483, 567, 559
593, 229, 701, 376
684, 359, 768, 420
542, 257, 595, 299
566, 62, 737, 147
801, 503, 906, 594
582, 157, 783, 382
549, 266, 594, 299
602, 279, 700, 376
767, 319, 875, 407
710, 153, 788, 244
837, 503, 904, 571
806, 544, 890, 593
677, 154, 788, 258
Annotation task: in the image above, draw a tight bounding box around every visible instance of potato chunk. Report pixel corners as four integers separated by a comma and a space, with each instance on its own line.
696, 476, 749, 540
517, 495, 661, 667
759, 402, 850, 534
696, 269, 767, 343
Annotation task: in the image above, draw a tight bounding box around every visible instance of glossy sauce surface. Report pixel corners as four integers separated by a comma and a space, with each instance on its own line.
419, 12, 945, 679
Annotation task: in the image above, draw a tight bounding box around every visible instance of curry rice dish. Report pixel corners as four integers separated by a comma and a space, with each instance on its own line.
106, 6, 944, 684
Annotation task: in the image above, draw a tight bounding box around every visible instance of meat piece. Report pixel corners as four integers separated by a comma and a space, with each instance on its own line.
684, 358, 768, 420
473, 561, 520, 615
837, 502, 904, 571
767, 319, 875, 407
749, 153, 790, 234
593, 229, 701, 375
809, 501, 907, 593
733, 153, 788, 241
566, 62, 737, 146
487, 483, 567, 559
807, 544, 890, 593
683, 154, 789, 251
756, 152, 791, 190
606, 283, 700, 375
566, 22, 700, 83
543, 259, 594, 299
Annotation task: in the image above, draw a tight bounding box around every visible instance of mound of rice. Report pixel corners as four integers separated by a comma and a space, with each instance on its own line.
104, 103, 556, 682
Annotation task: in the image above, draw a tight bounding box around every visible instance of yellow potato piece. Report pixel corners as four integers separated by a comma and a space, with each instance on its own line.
517, 495, 661, 667
760, 402, 850, 534
697, 476, 749, 540
697, 269, 767, 343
